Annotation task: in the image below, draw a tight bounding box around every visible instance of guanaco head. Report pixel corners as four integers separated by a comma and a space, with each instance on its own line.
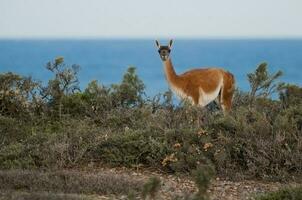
155, 39, 173, 61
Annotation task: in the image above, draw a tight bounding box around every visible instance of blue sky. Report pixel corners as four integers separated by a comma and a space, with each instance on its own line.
1, 0, 302, 38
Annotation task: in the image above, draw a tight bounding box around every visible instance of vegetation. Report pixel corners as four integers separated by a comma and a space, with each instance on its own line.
0, 170, 142, 195
191, 166, 214, 200
0, 58, 301, 198
142, 177, 161, 199
255, 187, 302, 200
247, 62, 283, 100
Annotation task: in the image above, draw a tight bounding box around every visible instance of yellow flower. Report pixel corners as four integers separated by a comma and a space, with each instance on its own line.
173, 143, 181, 148
203, 143, 213, 151
162, 153, 178, 166
197, 128, 208, 136
55, 56, 64, 65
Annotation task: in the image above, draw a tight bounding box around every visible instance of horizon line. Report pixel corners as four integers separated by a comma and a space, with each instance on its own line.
1, 35, 302, 40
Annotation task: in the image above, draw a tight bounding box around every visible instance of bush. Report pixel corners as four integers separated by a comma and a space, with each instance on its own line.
0, 72, 40, 118
279, 84, 302, 108
89, 126, 214, 173
41, 57, 80, 119
91, 129, 169, 167
247, 62, 283, 101
0, 58, 301, 181
142, 177, 161, 199
111, 66, 145, 107
191, 166, 215, 200
0, 118, 105, 169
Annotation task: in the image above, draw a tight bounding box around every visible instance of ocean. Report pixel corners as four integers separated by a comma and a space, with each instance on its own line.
0, 39, 301, 97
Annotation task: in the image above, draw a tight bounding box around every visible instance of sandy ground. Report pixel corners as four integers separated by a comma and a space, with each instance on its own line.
83, 167, 299, 200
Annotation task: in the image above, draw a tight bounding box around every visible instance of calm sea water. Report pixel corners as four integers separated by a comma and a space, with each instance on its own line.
0, 39, 301, 96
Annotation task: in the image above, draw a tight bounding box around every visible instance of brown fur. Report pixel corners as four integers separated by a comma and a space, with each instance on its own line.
163, 58, 235, 112
220, 71, 235, 112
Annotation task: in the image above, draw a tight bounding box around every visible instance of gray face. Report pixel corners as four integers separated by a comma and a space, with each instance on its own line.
158, 46, 171, 61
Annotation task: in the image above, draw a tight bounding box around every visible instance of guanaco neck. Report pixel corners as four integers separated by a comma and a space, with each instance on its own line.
163, 58, 179, 86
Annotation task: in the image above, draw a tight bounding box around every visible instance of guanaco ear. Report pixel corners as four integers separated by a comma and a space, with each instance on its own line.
168, 39, 173, 48
155, 40, 161, 48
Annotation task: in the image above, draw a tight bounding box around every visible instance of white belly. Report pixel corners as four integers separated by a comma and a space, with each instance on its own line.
198, 85, 221, 107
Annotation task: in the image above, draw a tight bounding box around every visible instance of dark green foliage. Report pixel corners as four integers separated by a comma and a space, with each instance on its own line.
82, 80, 113, 113
0, 58, 301, 182
255, 187, 302, 200
0, 118, 105, 169
247, 62, 283, 100
192, 166, 215, 200
41, 57, 80, 119
111, 66, 145, 107
207, 106, 302, 180
279, 84, 302, 108
91, 129, 169, 167
0, 72, 40, 118
142, 177, 161, 199
43, 57, 80, 96
90, 127, 212, 173
247, 62, 284, 104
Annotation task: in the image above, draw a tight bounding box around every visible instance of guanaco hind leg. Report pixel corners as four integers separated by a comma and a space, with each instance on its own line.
220, 72, 235, 113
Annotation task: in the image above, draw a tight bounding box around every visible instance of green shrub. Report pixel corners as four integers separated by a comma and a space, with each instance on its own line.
0, 59, 301, 181
279, 84, 302, 108
0, 116, 33, 145
41, 57, 80, 119
82, 80, 113, 114
207, 106, 302, 180
89, 126, 214, 173
91, 129, 169, 167
0, 118, 106, 169
142, 177, 161, 199
0, 72, 40, 118
111, 66, 145, 107
247, 62, 283, 101
191, 166, 215, 200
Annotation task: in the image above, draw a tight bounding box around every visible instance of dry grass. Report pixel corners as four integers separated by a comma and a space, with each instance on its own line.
0, 170, 143, 196
0, 191, 100, 200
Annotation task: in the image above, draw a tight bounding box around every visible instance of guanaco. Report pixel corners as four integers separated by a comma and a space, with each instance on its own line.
156, 39, 235, 112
